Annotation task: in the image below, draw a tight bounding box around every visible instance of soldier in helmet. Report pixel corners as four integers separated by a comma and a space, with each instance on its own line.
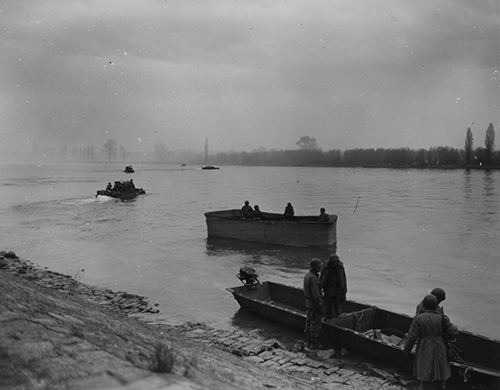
241, 200, 253, 219
416, 287, 446, 316
320, 254, 347, 319
303, 258, 324, 348
284, 202, 295, 220
405, 294, 458, 390
252, 205, 263, 219
318, 207, 330, 222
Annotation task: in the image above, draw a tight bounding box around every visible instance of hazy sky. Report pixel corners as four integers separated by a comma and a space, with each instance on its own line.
1, 0, 498, 152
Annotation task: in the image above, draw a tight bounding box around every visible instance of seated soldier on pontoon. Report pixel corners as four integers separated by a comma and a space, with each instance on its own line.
241, 200, 254, 218
318, 208, 330, 222
252, 205, 263, 219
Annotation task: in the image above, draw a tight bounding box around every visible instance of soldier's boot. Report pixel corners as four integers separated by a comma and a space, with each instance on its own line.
309, 336, 325, 350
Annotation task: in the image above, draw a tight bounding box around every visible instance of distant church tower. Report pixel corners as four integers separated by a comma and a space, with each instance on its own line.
204, 138, 209, 163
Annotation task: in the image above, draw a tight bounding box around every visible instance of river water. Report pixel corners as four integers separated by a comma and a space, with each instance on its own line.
0, 163, 498, 339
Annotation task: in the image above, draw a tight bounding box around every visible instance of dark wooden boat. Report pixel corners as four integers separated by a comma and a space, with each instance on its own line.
96, 180, 145, 201
205, 209, 337, 247
201, 165, 219, 170
123, 165, 134, 173
227, 281, 500, 386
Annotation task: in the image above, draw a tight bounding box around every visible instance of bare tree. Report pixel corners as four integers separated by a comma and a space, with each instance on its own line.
485, 123, 495, 164
154, 143, 169, 162
296, 135, 319, 150
102, 139, 117, 162
119, 145, 128, 162
465, 127, 473, 165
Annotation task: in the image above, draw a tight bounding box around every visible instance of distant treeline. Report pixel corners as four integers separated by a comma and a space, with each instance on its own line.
196, 147, 499, 169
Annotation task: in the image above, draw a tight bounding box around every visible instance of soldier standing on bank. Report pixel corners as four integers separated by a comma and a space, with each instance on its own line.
320, 254, 347, 319
303, 258, 324, 348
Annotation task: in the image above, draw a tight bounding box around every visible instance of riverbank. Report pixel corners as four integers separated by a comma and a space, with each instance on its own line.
0, 250, 415, 389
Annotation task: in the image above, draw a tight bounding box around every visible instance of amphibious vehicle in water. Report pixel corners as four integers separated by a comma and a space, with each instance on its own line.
96, 180, 145, 201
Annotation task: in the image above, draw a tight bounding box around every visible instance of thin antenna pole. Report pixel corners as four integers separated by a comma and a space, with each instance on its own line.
204, 138, 208, 164
353, 196, 360, 214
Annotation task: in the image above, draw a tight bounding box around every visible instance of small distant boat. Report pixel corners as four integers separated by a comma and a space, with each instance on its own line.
201, 138, 218, 169
205, 209, 337, 247
228, 281, 500, 386
124, 165, 134, 173
96, 180, 145, 201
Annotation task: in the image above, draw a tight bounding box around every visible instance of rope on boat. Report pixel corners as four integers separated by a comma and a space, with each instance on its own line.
353, 310, 364, 332
462, 367, 471, 383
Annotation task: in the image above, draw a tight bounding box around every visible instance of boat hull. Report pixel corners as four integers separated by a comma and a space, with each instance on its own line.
96, 188, 145, 200
205, 209, 337, 247
227, 282, 500, 385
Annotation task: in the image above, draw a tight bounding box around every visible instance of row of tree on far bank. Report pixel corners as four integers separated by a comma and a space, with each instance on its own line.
199, 123, 497, 169
26, 123, 496, 168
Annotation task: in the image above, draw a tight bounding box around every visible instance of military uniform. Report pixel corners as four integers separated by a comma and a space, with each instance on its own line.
303, 262, 323, 346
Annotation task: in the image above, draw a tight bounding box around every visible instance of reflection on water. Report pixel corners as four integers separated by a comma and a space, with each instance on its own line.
480, 170, 497, 225
461, 169, 498, 231
482, 170, 494, 197
206, 237, 334, 272
463, 170, 472, 201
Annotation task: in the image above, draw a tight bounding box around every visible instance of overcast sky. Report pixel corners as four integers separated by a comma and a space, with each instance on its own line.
1, 0, 498, 153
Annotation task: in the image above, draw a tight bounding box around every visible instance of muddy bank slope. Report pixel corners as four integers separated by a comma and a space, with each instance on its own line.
0, 251, 412, 389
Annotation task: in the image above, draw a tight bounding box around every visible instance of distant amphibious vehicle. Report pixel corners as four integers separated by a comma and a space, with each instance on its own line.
96, 180, 145, 201
228, 281, 500, 386
205, 209, 337, 247
201, 165, 219, 170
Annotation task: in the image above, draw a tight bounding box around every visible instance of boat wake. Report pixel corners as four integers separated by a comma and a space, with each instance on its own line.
55, 196, 115, 206
92, 195, 115, 202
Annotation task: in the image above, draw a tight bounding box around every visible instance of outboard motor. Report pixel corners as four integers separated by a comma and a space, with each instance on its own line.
237, 266, 261, 287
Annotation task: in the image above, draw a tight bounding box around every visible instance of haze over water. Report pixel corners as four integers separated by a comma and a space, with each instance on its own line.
0, 163, 498, 339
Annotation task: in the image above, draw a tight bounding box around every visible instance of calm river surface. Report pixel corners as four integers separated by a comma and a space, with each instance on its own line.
0, 163, 498, 339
